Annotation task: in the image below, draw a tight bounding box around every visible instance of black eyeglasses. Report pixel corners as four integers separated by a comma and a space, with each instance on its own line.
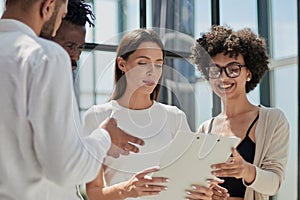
206, 62, 246, 79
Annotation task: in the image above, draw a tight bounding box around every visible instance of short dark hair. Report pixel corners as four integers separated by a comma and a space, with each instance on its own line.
64, 0, 95, 27
190, 25, 269, 93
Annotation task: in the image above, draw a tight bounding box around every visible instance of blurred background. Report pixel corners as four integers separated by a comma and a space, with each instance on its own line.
1, 0, 297, 199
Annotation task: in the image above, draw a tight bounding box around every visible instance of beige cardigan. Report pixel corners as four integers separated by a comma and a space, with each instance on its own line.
198, 106, 290, 200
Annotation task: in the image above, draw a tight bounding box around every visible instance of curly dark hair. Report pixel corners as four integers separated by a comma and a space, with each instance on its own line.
190, 25, 269, 93
64, 0, 95, 27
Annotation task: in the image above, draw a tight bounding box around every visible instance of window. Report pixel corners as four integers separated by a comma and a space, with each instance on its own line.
271, 0, 298, 198
0, 1, 4, 15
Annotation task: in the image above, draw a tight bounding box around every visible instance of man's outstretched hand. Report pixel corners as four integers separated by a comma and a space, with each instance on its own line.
100, 118, 145, 158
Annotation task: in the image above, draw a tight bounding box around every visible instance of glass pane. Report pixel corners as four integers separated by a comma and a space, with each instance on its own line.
147, 1, 195, 53
247, 84, 260, 105
194, 0, 211, 36
193, 0, 213, 127
195, 79, 213, 129
271, 0, 297, 59
146, 0, 211, 37
163, 57, 196, 130
94, 51, 115, 104
161, 29, 195, 54
146, 0, 152, 27
271, 0, 298, 198
0, 0, 4, 16
77, 51, 96, 110
77, 50, 116, 111
220, 0, 258, 32
86, 0, 140, 45
273, 64, 298, 199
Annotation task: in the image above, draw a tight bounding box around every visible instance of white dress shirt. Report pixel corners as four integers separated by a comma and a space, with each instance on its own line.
0, 19, 111, 200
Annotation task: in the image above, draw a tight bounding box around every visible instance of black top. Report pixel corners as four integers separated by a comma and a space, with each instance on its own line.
208, 114, 259, 197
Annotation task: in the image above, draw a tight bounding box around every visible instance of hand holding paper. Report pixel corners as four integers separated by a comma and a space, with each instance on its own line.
118, 166, 168, 199
211, 148, 257, 184
143, 131, 240, 200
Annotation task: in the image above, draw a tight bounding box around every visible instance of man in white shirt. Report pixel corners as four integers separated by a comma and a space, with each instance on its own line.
0, 0, 144, 199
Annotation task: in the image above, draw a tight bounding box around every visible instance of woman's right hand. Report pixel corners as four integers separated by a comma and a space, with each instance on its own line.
120, 166, 168, 198
185, 184, 213, 200
211, 184, 229, 200
185, 178, 229, 200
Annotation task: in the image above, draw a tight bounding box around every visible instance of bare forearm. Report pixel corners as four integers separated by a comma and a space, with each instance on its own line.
243, 163, 256, 184
87, 182, 127, 200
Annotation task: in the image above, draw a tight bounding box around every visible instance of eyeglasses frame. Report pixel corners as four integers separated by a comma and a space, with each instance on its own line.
206, 62, 247, 79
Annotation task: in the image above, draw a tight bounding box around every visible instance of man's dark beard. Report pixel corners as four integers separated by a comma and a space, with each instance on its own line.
40, 8, 58, 39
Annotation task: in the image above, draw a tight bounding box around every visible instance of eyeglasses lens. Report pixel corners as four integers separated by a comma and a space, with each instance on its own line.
208, 63, 242, 79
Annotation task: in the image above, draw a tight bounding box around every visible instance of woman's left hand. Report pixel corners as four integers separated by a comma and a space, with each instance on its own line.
211, 148, 256, 183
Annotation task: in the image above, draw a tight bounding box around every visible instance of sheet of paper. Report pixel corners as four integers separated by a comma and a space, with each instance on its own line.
143, 131, 240, 200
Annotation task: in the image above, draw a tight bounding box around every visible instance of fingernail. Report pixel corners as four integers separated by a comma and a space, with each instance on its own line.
165, 178, 170, 182
191, 185, 197, 190
164, 186, 168, 190
186, 191, 191, 195
152, 166, 160, 170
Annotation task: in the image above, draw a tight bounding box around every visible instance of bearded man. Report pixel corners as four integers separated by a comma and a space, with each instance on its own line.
0, 1, 144, 199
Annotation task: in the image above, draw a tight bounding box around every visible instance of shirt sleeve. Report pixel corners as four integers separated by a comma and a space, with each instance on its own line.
197, 120, 210, 133
176, 109, 192, 132
27, 45, 111, 186
243, 109, 290, 195
83, 106, 110, 137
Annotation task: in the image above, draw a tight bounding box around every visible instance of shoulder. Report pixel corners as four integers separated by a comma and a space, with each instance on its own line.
258, 106, 289, 136
198, 118, 212, 133
83, 102, 113, 135
22, 37, 70, 73
84, 102, 113, 119
35, 37, 69, 61
84, 102, 112, 122
259, 106, 288, 122
0, 20, 67, 60
19, 35, 68, 59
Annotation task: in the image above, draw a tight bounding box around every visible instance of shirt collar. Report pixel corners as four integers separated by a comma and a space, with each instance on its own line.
0, 19, 37, 38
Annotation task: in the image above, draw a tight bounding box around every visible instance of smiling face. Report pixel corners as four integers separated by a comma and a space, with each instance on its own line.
52, 21, 86, 71
118, 42, 164, 97
209, 52, 251, 100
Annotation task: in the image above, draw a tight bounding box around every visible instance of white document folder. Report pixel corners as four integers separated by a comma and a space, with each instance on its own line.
143, 131, 240, 200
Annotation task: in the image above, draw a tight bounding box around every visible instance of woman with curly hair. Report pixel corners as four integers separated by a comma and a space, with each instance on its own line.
190, 25, 289, 200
